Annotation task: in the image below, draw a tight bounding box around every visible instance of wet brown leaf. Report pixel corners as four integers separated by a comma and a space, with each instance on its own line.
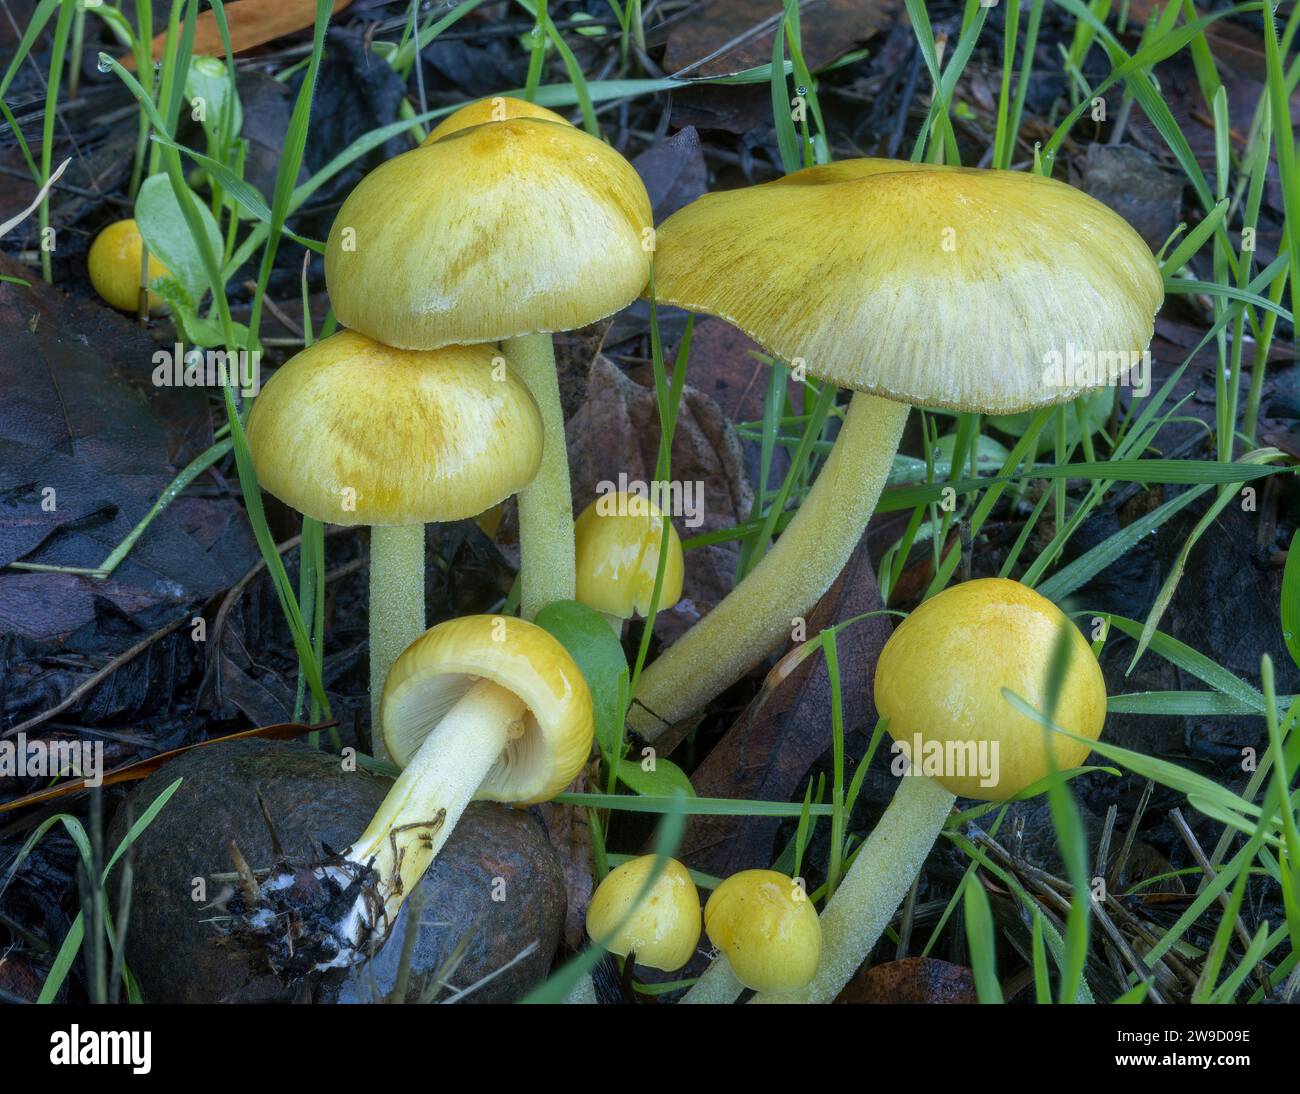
537, 767, 598, 952
123, 0, 352, 69
675, 534, 893, 878
837, 956, 978, 1004
0, 720, 329, 814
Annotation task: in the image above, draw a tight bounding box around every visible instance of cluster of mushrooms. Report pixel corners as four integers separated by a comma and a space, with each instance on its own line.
190, 94, 1160, 997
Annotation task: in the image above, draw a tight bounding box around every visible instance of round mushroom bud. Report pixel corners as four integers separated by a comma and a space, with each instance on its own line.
238, 615, 594, 976
747, 578, 1109, 1005
88, 219, 168, 313
246, 330, 543, 753
875, 577, 1107, 800
585, 855, 700, 972
630, 160, 1162, 741
703, 870, 821, 994
423, 96, 571, 142
574, 492, 685, 634
324, 96, 653, 620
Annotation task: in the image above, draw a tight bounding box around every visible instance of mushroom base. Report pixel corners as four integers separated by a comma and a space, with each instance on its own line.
217, 679, 528, 978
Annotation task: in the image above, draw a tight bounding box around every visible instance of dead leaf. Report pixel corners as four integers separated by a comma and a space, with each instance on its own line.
672, 533, 893, 878
632, 127, 708, 221
659, 0, 897, 78
0, 252, 257, 641
537, 767, 598, 952
836, 957, 978, 1004
123, 0, 352, 69
0, 720, 331, 814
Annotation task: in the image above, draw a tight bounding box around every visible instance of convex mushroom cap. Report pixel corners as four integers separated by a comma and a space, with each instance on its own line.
88, 219, 169, 313
650, 159, 1164, 414
245, 330, 543, 525
381, 615, 593, 805
423, 96, 570, 142
574, 492, 685, 620
585, 855, 701, 971
324, 97, 653, 349
874, 577, 1107, 800
704, 870, 821, 993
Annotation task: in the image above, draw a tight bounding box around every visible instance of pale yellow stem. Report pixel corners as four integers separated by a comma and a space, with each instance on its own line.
346, 678, 526, 935
679, 955, 745, 1004
628, 393, 909, 740
369, 523, 426, 763
751, 774, 955, 1004
504, 333, 575, 620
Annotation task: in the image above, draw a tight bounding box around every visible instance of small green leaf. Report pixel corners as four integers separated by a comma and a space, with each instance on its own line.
135, 173, 223, 305
183, 55, 243, 145
615, 755, 696, 797
534, 599, 629, 760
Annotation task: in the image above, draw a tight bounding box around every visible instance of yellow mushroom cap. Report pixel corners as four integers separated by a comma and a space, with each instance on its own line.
325, 117, 653, 350
651, 159, 1163, 414
380, 615, 593, 804
245, 330, 542, 526
423, 95, 570, 144
874, 577, 1107, 800
703, 870, 822, 993
87, 219, 169, 313
573, 492, 685, 619
585, 855, 701, 971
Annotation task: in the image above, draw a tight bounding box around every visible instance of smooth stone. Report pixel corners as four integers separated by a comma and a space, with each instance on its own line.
108, 738, 566, 1003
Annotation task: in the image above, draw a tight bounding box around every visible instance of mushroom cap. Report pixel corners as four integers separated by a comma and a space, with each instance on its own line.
573, 491, 685, 619
325, 109, 653, 350
585, 855, 701, 971
380, 615, 593, 805
703, 870, 821, 993
650, 159, 1164, 414
874, 577, 1107, 800
88, 219, 168, 313
423, 96, 570, 144
245, 330, 542, 526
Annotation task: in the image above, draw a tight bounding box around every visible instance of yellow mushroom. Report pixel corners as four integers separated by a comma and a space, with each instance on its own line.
629, 160, 1161, 741
324, 97, 653, 619
246, 330, 542, 755
585, 855, 701, 972
87, 219, 168, 313
749, 578, 1106, 1004
698, 870, 821, 996
574, 491, 684, 634
876, 577, 1107, 800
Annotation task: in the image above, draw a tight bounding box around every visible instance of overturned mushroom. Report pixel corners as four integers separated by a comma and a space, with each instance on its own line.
226, 616, 593, 977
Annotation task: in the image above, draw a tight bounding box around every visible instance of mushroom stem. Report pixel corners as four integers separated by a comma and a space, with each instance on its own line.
368, 523, 427, 762
629, 392, 909, 739
680, 956, 745, 1004
504, 332, 576, 619
336, 677, 528, 958
751, 773, 955, 1004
